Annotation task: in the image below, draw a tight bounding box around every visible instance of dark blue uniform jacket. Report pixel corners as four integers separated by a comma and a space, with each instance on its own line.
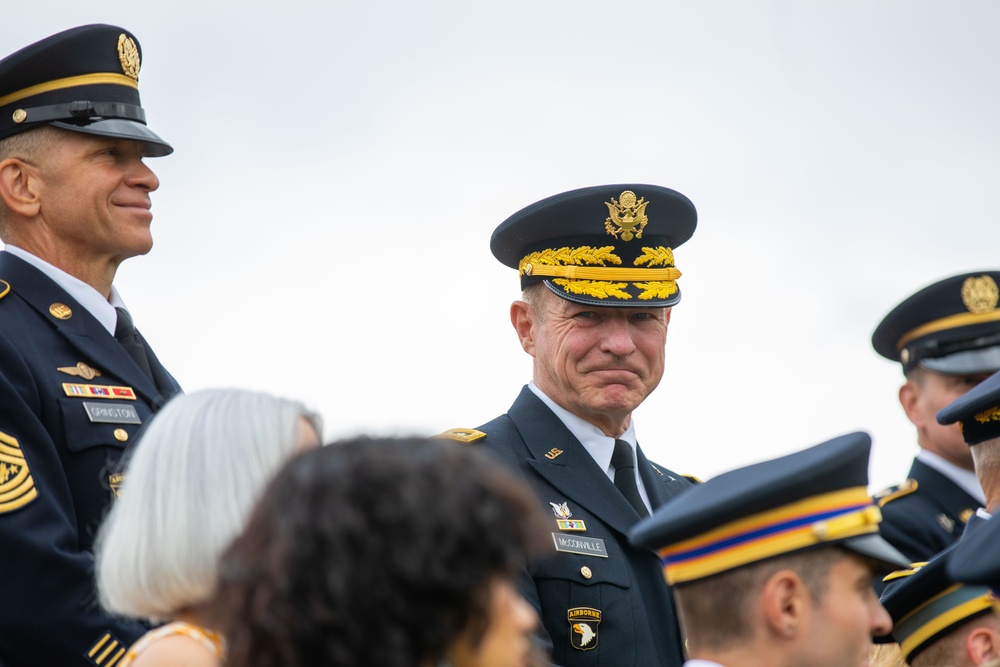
877, 457, 980, 563
477, 387, 693, 667
0, 251, 179, 666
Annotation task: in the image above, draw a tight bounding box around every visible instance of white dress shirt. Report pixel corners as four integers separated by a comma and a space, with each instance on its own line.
528, 381, 653, 515
4, 244, 128, 335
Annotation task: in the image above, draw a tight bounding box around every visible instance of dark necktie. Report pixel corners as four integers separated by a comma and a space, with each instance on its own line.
612, 439, 649, 518
114, 307, 155, 384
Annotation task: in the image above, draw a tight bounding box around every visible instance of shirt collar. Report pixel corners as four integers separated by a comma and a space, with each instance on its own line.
3, 245, 125, 336
917, 449, 986, 505
527, 382, 637, 476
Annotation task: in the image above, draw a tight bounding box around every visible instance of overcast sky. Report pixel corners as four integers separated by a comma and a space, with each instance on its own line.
3, 1, 999, 489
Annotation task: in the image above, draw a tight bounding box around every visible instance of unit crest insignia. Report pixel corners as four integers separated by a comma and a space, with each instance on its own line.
605, 190, 649, 241
550, 501, 572, 519
961, 275, 999, 314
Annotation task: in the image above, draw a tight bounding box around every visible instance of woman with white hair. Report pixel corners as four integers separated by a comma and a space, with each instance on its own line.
94, 388, 322, 667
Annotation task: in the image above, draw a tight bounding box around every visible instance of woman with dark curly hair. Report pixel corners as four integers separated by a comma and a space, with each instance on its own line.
211, 436, 550, 667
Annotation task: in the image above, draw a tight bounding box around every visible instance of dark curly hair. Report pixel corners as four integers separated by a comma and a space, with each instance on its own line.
211, 436, 549, 667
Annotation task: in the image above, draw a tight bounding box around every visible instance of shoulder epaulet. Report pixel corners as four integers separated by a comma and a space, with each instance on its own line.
874, 478, 918, 507
0, 280, 9, 301
436, 428, 487, 444
682, 473, 703, 485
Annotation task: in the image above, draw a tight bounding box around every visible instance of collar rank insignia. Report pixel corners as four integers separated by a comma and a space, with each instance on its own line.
57, 362, 103, 381
550, 501, 572, 519
545, 447, 564, 460
568, 608, 601, 651
604, 190, 649, 241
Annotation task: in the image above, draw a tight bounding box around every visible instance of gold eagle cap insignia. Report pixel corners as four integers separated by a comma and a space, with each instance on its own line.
118, 34, 141, 80
605, 190, 649, 242
961, 275, 999, 314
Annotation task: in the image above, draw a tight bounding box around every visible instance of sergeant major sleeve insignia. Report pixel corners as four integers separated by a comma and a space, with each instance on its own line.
436, 428, 487, 444
0, 430, 38, 513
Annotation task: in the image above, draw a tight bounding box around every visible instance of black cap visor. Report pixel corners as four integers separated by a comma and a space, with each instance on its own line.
920, 345, 1000, 376
842, 533, 909, 573
50, 117, 172, 157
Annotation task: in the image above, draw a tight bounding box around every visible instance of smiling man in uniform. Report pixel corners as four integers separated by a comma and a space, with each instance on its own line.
0, 25, 180, 666
444, 184, 698, 666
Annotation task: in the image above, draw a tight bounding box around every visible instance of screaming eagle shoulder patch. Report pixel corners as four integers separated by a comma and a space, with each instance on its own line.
0, 431, 37, 513
568, 607, 601, 650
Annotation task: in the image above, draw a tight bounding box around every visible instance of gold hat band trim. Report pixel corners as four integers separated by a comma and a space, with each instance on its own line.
659, 487, 880, 584
525, 265, 682, 281
897, 310, 1000, 350
0, 73, 139, 108
897, 587, 998, 660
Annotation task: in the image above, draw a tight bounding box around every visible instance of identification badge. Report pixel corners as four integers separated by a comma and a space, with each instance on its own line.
552, 533, 608, 558
82, 402, 142, 424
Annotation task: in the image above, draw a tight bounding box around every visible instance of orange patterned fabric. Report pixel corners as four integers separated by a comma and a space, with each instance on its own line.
119, 622, 223, 666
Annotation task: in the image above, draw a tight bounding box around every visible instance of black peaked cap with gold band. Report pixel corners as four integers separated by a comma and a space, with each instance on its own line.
0, 24, 171, 157
629, 432, 908, 586
877, 546, 998, 664
491, 184, 696, 308
936, 368, 1000, 446
872, 271, 1000, 375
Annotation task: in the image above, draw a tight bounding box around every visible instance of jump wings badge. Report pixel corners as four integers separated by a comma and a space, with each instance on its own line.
605, 190, 648, 241
568, 608, 601, 651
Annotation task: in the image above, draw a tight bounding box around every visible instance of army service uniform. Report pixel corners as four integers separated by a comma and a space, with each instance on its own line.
0, 255, 179, 664
0, 23, 177, 665
470, 388, 693, 667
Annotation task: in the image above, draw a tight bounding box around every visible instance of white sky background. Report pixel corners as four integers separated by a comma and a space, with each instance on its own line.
3, 1, 1000, 491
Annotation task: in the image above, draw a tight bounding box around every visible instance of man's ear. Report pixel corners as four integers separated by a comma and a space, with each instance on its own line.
510, 300, 537, 357
759, 569, 809, 641
0, 158, 42, 218
966, 624, 1000, 665
898, 379, 924, 428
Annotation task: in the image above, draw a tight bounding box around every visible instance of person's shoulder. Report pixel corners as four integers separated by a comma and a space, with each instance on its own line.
126, 632, 220, 667
875, 478, 921, 510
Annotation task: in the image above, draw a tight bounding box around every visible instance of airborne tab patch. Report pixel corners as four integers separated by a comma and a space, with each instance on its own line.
0, 431, 37, 514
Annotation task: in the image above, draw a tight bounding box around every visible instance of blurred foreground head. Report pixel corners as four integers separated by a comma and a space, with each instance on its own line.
213, 437, 549, 667
96, 389, 322, 620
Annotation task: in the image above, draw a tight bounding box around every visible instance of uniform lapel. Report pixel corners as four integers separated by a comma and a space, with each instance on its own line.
0, 253, 169, 409
637, 446, 692, 510
510, 388, 649, 537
